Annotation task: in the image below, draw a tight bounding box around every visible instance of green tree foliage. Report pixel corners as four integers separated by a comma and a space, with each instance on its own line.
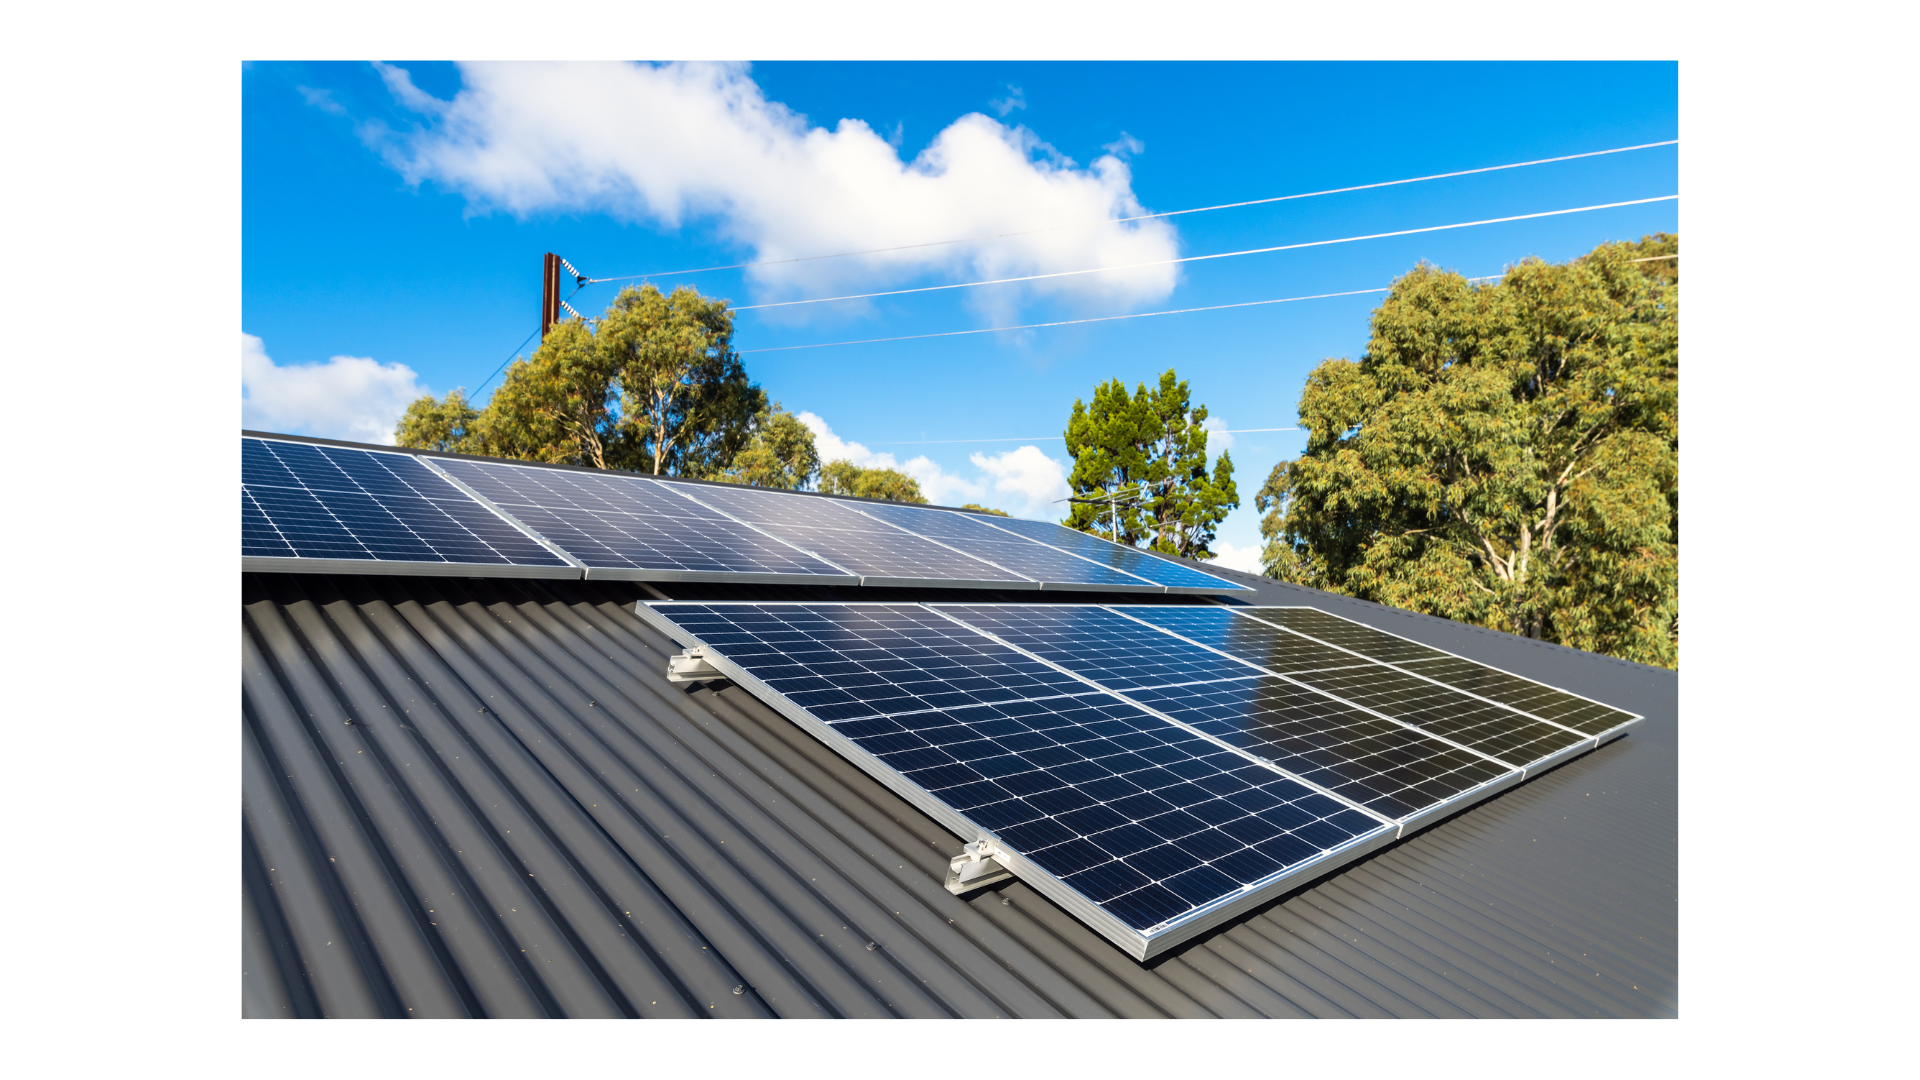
959, 503, 1009, 516
706, 403, 820, 489
1063, 368, 1237, 558
818, 460, 927, 503
598, 285, 763, 475
394, 284, 764, 475
394, 388, 478, 453
1257, 235, 1679, 667
466, 319, 622, 466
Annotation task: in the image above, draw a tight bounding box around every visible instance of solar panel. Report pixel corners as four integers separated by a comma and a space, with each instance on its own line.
242, 437, 573, 577
936, 605, 1519, 826
432, 458, 856, 584
1123, 606, 1631, 770
852, 502, 1171, 592
674, 484, 1035, 588
1242, 608, 1640, 738
634, 601, 1399, 959
967, 514, 1249, 593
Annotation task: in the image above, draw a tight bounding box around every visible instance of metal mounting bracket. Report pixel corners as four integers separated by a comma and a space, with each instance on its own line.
666, 645, 725, 683
944, 839, 1015, 895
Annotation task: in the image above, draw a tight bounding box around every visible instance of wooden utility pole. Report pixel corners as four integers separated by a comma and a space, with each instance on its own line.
540, 252, 562, 341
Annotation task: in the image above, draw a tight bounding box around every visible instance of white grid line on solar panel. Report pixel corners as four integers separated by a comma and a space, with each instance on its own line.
643, 602, 1390, 934
1104, 605, 1549, 769
918, 605, 1399, 830
672, 485, 1029, 583
1117, 677, 1515, 822
241, 438, 561, 566
970, 514, 1245, 590
1242, 607, 1641, 737
852, 503, 1166, 589
933, 607, 1512, 814
430, 458, 849, 576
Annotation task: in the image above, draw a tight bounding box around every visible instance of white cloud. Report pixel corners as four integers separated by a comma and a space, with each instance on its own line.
361, 63, 1179, 315
797, 413, 1072, 518
296, 85, 346, 116
241, 333, 426, 445
1203, 415, 1235, 455
1207, 539, 1266, 575
990, 84, 1027, 117
970, 445, 1071, 518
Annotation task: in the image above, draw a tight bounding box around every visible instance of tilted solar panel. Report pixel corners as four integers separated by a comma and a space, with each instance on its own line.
635, 601, 1402, 959
242, 437, 573, 577
431, 457, 856, 584
633, 599, 1643, 958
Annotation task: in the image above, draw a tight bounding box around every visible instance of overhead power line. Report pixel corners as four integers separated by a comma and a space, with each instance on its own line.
737, 251, 1663, 356
862, 427, 1300, 445
740, 288, 1391, 353
579, 138, 1677, 285
733, 195, 1677, 313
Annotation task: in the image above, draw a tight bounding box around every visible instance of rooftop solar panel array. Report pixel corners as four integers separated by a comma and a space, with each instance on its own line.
632, 600, 1641, 959
242, 437, 572, 577
240, 434, 1248, 593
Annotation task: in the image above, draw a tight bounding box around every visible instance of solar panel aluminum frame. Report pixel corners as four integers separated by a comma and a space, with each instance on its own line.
238, 554, 584, 579
1235, 607, 1647, 749
935, 604, 1531, 839
629, 600, 1401, 962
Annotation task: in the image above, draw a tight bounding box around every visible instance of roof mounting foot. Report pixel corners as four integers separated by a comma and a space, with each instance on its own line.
945, 839, 1014, 895
667, 645, 724, 683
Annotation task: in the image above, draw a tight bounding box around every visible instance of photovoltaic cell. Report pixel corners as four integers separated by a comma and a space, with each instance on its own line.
643, 603, 1390, 939
854, 503, 1165, 591
676, 486, 1031, 586
433, 458, 850, 581
967, 515, 1250, 592
242, 437, 565, 569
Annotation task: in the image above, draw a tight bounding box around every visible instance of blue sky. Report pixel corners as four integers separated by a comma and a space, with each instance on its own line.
242, 60, 1678, 570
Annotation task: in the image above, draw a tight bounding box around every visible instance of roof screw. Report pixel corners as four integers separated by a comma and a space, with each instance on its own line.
732, 984, 744, 996
1002, 897, 1011, 906
866, 941, 877, 951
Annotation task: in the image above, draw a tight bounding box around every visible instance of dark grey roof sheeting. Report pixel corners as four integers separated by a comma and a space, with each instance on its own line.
242, 570, 1676, 1018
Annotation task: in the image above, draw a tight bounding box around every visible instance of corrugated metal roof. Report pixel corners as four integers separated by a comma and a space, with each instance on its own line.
242, 569, 1676, 1018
